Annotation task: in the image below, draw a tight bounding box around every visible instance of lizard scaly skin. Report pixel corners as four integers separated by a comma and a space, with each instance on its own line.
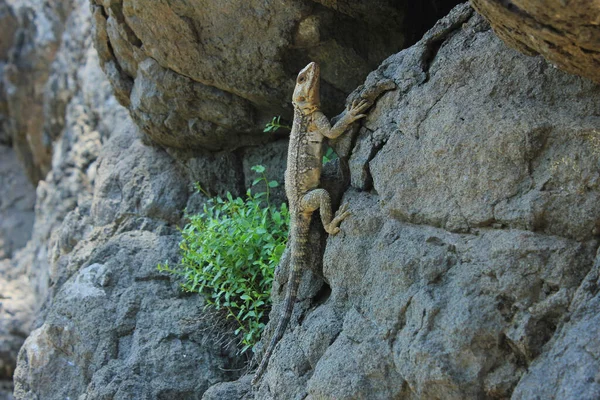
252, 62, 369, 385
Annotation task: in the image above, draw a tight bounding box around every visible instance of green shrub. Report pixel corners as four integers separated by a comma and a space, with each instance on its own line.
159, 165, 289, 353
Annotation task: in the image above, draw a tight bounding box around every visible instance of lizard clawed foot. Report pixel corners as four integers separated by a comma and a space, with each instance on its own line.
346, 99, 371, 123
351, 98, 370, 113
325, 203, 351, 235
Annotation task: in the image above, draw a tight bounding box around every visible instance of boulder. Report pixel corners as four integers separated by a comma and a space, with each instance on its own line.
0, 258, 34, 383
3, 0, 73, 182
248, 4, 600, 399
89, 0, 461, 150
0, 0, 17, 145
0, 146, 35, 259
470, 0, 600, 84
7, 1, 600, 399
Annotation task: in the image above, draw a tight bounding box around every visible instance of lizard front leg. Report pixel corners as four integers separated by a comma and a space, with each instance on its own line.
300, 189, 351, 235
314, 99, 371, 139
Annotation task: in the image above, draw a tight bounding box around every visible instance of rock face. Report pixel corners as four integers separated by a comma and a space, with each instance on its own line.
0, 0, 17, 146
0, 257, 34, 390
89, 0, 459, 151
5, 0, 254, 397
3, 0, 75, 183
0, 145, 35, 396
470, 0, 600, 84
246, 4, 600, 399
4, 1, 600, 400
0, 146, 35, 260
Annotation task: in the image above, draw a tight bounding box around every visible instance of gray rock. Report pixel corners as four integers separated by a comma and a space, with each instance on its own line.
12, 101, 250, 398
0, 0, 17, 60
0, 143, 35, 388
3, 0, 73, 182
201, 375, 253, 400
512, 250, 600, 400
7, 1, 600, 399
89, 0, 460, 151
9, 21, 253, 395
365, 6, 600, 241
0, 146, 35, 259
248, 4, 600, 399
0, 380, 14, 400
0, 258, 34, 381
470, 0, 600, 84
14, 228, 243, 400
0, 0, 17, 145
90, 118, 188, 227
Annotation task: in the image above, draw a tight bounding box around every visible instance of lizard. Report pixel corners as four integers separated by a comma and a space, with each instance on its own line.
252, 61, 370, 385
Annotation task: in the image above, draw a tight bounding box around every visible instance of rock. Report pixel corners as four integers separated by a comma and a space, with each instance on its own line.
364, 6, 600, 241
7, 1, 600, 399
0, 0, 18, 145
0, 95, 35, 397
3, 0, 72, 182
0, 0, 17, 60
0, 380, 14, 400
249, 4, 600, 399
8, 6, 259, 393
90, 119, 188, 227
470, 0, 600, 84
201, 375, 253, 400
0, 258, 34, 381
89, 0, 461, 151
14, 229, 243, 400
12, 101, 249, 399
0, 146, 35, 259
512, 249, 600, 399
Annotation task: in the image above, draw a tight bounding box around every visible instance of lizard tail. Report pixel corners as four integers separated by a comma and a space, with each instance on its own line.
252, 213, 311, 385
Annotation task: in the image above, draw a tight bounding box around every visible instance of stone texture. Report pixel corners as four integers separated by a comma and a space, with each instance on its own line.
12, 86, 248, 400
3, 0, 73, 182
470, 0, 600, 84
6, 1, 600, 399
0, 0, 18, 145
0, 258, 34, 382
0, 145, 35, 397
5, 2, 299, 398
89, 0, 461, 151
366, 9, 600, 241
0, 146, 35, 259
201, 375, 253, 400
245, 4, 600, 399
512, 248, 600, 399
3, 0, 252, 397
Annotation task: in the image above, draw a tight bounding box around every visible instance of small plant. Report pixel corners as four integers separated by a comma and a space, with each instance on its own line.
322, 146, 338, 165
159, 166, 289, 353
263, 116, 291, 133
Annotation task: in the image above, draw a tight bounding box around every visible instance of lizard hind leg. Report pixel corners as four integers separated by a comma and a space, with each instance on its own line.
300, 189, 351, 235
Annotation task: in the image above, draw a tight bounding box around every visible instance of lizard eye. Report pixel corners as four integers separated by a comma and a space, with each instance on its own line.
298, 76, 305, 83
297, 96, 306, 102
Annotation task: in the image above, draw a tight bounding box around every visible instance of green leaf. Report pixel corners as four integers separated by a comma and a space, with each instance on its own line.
157, 164, 289, 355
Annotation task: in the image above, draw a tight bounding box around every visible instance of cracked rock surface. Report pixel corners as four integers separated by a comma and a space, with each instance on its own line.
89, 0, 459, 151
245, 4, 600, 399
5, 1, 600, 399
470, 0, 600, 84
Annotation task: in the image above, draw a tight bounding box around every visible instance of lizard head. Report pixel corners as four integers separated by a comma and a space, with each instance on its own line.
293, 62, 320, 114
